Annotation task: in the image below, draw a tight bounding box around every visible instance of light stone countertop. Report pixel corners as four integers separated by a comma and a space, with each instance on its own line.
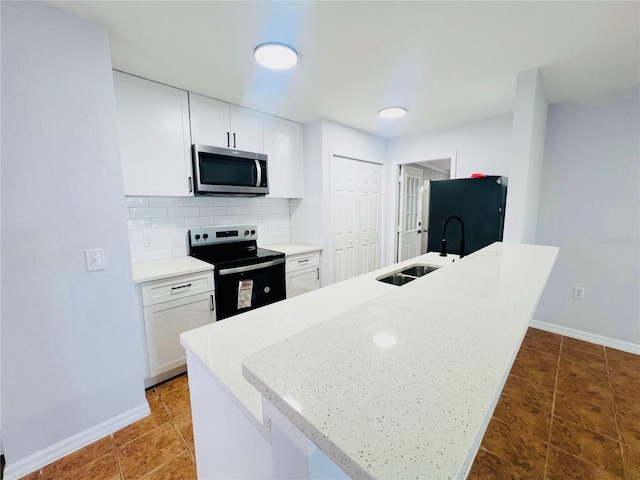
180, 251, 457, 437
264, 242, 322, 256
131, 256, 213, 284
242, 242, 559, 479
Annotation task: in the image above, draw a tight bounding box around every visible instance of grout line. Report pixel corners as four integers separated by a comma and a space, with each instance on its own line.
543, 335, 562, 480
110, 434, 125, 480
605, 346, 630, 480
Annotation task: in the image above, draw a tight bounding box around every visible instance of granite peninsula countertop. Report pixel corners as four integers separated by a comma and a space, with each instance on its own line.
180, 251, 457, 437
241, 242, 559, 479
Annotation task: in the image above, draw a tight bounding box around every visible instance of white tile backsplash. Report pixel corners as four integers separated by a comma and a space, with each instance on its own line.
126, 196, 297, 263
290, 196, 322, 245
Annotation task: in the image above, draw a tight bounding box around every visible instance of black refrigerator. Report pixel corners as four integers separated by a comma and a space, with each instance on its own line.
426, 176, 508, 256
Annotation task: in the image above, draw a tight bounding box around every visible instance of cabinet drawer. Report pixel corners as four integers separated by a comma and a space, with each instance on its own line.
141, 271, 214, 306
286, 252, 320, 272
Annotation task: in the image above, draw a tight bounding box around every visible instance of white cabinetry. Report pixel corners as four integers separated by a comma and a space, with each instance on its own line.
263, 116, 304, 198
113, 71, 193, 196
140, 270, 215, 387
230, 105, 264, 152
285, 251, 320, 298
189, 93, 230, 148
189, 93, 263, 152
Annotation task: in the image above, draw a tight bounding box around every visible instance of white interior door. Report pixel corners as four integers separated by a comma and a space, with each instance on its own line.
397, 164, 424, 261
331, 156, 383, 283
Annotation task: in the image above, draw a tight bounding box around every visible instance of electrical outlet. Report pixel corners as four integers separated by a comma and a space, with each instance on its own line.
144, 234, 153, 247
573, 286, 585, 300
85, 249, 106, 271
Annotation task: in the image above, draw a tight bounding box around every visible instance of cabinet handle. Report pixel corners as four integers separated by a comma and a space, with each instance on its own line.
298, 258, 309, 263
233, 133, 236, 149
171, 283, 192, 291
226, 132, 230, 148
188, 177, 192, 193
210, 294, 215, 311
316, 267, 320, 280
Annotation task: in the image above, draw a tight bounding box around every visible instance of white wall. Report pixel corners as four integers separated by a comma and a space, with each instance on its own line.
534, 88, 640, 347
1, 2, 146, 475
387, 114, 513, 179
503, 68, 548, 244
126, 196, 291, 263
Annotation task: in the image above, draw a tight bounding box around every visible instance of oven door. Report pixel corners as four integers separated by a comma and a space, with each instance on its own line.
214, 258, 285, 320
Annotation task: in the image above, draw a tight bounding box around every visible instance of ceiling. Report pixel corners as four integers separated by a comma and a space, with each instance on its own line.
49, 1, 640, 138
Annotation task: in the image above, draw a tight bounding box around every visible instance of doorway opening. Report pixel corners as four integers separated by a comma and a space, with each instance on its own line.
394, 153, 456, 263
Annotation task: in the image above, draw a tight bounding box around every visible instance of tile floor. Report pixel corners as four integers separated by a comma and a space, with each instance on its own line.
18, 328, 640, 480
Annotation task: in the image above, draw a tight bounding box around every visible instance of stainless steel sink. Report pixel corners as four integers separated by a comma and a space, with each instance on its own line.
399, 265, 439, 277
377, 264, 440, 285
377, 273, 417, 286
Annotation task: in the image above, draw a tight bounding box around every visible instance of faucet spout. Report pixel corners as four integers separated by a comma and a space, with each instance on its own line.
440, 215, 465, 258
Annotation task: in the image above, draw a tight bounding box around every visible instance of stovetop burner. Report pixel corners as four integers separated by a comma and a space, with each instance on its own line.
188, 225, 284, 268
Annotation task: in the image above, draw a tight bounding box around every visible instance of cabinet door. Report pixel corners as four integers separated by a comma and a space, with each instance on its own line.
263, 115, 304, 198
143, 292, 215, 377
189, 92, 231, 148
287, 267, 320, 298
113, 71, 193, 196
229, 105, 263, 152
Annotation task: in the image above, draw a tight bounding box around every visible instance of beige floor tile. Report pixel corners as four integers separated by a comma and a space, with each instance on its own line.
509, 345, 559, 390
156, 374, 189, 397
40, 437, 114, 480
525, 327, 561, 346
113, 396, 172, 447
492, 395, 551, 442
479, 417, 548, 479
161, 384, 192, 419
139, 451, 196, 480
116, 422, 187, 480
546, 447, 624, 480
549, 416, 625, 478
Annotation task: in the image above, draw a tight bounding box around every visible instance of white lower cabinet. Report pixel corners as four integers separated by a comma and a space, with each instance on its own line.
140, 270, 215, 387
285, 252, 320, 298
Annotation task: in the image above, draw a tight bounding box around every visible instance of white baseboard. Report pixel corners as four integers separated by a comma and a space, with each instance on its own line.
530, 320, 640, 355
3, 402, 150, 480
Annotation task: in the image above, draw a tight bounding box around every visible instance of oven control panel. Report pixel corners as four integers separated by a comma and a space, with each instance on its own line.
189, 225, 258, 246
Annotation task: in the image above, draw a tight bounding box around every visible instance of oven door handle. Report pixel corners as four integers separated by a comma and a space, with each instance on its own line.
218, 258, 284, 276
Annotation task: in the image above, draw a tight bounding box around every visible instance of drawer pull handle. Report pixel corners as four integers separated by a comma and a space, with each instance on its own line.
171, 283, 192, 291
298, 258, 309, 263
316, 267, 319, 280
210, 294, 215, 311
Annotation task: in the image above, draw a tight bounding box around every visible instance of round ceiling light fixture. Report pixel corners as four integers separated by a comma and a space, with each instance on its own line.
254, 43, 298, 70
378, 107, 407, 119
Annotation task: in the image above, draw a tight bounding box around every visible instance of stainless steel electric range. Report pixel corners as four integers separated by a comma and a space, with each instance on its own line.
188, 225, 286, 320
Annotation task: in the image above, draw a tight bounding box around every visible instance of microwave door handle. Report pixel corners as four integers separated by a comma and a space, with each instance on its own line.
255, 159, 262, 187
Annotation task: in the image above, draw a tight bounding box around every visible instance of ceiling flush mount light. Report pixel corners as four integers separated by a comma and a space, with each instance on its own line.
254, 43, 298, 70
378, 107, 407, 119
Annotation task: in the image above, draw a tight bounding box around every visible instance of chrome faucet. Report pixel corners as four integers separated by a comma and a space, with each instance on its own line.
440, 215, 465, 258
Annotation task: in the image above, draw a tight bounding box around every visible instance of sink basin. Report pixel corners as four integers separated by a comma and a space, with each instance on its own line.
377, 273, 416, 286
377, 264, 440, 286
400, 265, 439, 277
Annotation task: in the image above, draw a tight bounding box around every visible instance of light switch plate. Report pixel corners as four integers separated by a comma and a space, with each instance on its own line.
85, 248, 106, 271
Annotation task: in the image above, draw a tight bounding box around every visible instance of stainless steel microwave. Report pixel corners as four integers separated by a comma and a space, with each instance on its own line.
192, 144, 268, 196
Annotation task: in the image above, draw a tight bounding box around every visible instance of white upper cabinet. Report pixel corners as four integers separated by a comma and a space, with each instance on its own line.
113, 71, 193, 197
114, 71, 304, 198
189, 93, 230, 148
230, 105, 264, 152
190, 93, 263, 152
263, 116, 304, 198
